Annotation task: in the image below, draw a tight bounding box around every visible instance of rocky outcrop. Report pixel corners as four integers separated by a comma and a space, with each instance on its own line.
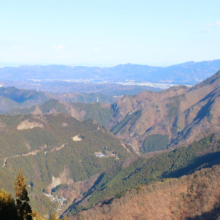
17, 120, 44, 130
47, 167, 74, 192
72, 135, 82, 141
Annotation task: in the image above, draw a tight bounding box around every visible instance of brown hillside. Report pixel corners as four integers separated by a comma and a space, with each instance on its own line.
108, 70, 220, 152
71, 163, 220, 220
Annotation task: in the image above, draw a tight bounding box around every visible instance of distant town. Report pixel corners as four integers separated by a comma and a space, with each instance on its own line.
44, 193, 67, 211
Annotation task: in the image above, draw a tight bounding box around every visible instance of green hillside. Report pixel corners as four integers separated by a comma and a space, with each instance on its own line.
7, 99, 67, 115
61, 92, 115, 103
142, 134, 169, 153
70, 102, 113, 126
39, 99, 67, 113
7, 100, 113, 127
0, 113, 131, 216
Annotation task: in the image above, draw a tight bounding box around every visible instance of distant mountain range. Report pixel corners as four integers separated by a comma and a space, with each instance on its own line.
0, 59, 220, 85
5, 68, 220, 154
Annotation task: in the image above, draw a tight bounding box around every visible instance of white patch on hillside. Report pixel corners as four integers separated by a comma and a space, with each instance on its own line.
72, 135, 82, 141
47, 167, 74, 192
62, 122, 68, 127
17, 120, 44, 130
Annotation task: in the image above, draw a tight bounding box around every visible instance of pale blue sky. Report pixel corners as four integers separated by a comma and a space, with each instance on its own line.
0, 0, 220, 66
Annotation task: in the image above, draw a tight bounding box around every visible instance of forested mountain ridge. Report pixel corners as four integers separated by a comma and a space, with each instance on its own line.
7, 99, 113, 127
0, 86, 118, 115
0, 113, 132, 216
0, 87, 49, 113
63, 134, 220, 217
70, 162, 220, 220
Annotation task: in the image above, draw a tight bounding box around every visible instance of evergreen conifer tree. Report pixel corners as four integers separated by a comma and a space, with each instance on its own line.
0, 188, 19, 220
15, 169, 32, 220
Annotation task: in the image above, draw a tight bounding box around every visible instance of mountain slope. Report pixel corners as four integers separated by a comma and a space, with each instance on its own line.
108, 70, 220, 152
63, 134, 220, 217
70, 162, 220, 220
0, 113, 132, 216
0, 87, 49, 113
7, 99, 113, 127
0, 86, 125, 114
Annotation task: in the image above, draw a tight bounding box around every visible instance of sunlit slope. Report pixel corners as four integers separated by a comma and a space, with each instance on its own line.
70, 162, 220, 220
108, 70, 220, 152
